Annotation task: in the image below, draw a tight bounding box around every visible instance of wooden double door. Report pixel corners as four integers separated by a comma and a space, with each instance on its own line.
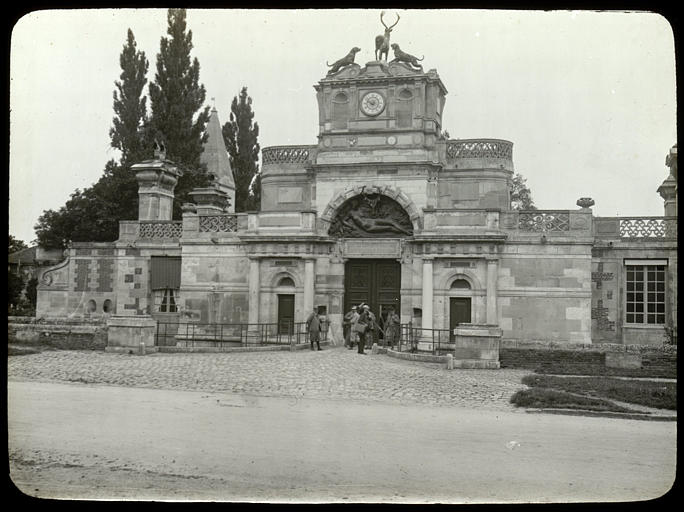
344, 259, 401, 326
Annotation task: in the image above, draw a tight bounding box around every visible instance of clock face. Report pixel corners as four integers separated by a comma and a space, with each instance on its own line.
361, 91, 385, 116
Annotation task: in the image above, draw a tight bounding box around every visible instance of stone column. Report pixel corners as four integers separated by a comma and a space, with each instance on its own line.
303, 258, 316, 317
486, 258, 499, 324
248, 257, 260, 326
132, 160, 181, 221
421, 257, 434, 331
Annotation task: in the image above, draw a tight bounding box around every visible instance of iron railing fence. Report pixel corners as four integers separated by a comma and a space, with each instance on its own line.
155, 321, 329, 348
397, 323, 452, 355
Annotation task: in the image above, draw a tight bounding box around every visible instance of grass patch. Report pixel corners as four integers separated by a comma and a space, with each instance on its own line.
510, 387, 636, 413
521, 374, 677, 410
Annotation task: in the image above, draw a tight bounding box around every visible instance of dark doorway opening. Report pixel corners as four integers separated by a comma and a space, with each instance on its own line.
278, 294, 295, 334
449, 297, 472, 341
345, 259, 401, 342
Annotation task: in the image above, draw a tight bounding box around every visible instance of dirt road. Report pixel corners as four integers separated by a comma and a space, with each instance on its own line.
8, 380, 676, 503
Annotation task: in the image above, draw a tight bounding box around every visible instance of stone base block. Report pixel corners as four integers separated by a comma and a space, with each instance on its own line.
105, 346, 159, 354
453, 323, 502, 369
107, 315, 157, 352
452, 359, 501, 369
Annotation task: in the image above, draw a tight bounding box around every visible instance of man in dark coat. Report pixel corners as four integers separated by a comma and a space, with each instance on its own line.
356, 304, 371, 354
306, 308, 322, 350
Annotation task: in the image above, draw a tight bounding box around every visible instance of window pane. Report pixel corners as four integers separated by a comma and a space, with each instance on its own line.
635, 303, 643, 312
635, 314, 643, 323
627, 282, 634, 291
657, 293, 664, 302
647, 303, 655, 313
627, 293, 634, 301
647, 282, 655, 291
635, 283, 643, 291
657, 282, 665, 291
656, 314, 665, 324
626, 314, 634, 323
657, 303, 665, 313
647, 314, 656, 324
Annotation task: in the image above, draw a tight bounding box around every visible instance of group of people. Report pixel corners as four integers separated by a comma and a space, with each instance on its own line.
305, 304, 401, 354
343, 304, 400, 355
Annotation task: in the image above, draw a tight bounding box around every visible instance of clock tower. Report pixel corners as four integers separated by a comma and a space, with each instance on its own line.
314, 60, 447, 161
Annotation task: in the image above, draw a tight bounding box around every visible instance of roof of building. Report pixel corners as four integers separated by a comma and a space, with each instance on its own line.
8, 246, 63, 266
8, 246, 37, 265
200, 108, 235, 189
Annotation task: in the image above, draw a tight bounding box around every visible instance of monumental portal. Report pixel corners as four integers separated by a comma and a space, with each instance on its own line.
35, 30, 678, 350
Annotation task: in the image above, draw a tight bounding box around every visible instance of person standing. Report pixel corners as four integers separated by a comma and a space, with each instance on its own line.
385, 306, 400, 348
367, 306, 378, 347
306, 308, 322, 351
347, 306, 360, 349
356, 304, 370, 354
343, 305, 357, 348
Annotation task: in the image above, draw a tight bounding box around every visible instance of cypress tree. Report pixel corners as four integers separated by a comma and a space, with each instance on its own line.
148, 8, 212, 217
222, 87, 261, 212
110, 28, 149, 169
36, 28, 151, 249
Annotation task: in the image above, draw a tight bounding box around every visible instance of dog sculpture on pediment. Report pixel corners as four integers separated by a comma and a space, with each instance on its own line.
390, 43, 424, 70
326, 47, 361, 75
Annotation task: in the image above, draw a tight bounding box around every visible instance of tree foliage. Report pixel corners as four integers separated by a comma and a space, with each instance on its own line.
222, 87, 261, 212
510, 173, 536, 210
35, 9, 213, 248
35, 29, 150, 249
9, 235, 28, 254
7, 270, 25, 312
110, 28, 149, 169
148, 8, 212, 218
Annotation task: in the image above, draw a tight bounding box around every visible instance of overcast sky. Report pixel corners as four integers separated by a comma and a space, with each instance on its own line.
9, 8, 676, 244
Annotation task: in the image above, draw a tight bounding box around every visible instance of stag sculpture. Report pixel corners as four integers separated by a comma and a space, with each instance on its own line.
375, 11, 400, 61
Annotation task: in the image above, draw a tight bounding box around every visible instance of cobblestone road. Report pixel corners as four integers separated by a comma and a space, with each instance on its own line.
8, 347, 531, 411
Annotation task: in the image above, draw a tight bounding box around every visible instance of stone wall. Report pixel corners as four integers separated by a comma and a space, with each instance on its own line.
590, 242, 677, 346
499, 341, 677, 377
498, 243, 592, 343
8, 316, 108, 350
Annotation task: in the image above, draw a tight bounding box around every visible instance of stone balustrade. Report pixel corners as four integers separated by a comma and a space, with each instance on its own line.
138, 221, 183, 239
198, 214, 238, 233
594, 216, 677, 239
446, 138, 513, 161
517, 210, 570, 232
262, 145, 316, 165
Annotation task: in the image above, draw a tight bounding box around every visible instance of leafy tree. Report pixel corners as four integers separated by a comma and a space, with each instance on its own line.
8, 235, 28, 312
110, 28, 150, 169
510, 173, 536, 210
148, 8, 212, 218
8, 270, 25, 313
35, 10, 214, 248
25, 276, 39, 309
9, 235, 28, 254
35, 28, 150, 249
222, 87, 261, 212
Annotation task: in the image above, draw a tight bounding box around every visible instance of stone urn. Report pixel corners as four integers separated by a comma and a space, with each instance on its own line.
576, 197, 595, 209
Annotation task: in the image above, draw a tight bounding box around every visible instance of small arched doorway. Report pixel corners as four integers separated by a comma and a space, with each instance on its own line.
275, 275, 296, 334
449, 278, 472, 340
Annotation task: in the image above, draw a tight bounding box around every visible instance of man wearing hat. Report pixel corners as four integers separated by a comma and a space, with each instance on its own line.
356, 303, 371, 354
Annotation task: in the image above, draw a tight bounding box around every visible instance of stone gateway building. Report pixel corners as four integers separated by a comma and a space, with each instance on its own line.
36, 51, 677, 351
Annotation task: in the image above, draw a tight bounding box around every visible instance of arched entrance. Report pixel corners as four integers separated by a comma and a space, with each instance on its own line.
327, 188, 415, 338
